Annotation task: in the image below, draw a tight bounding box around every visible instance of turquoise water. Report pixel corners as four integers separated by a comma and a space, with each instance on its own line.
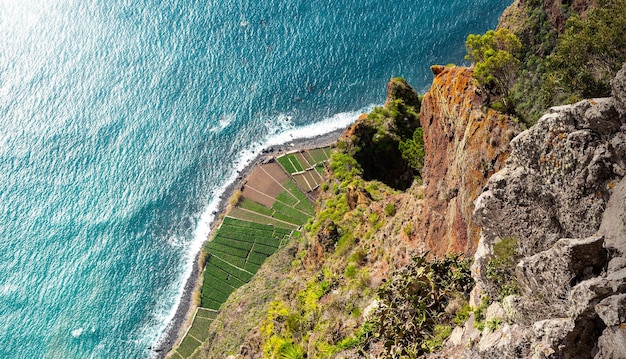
0, 0, 510, 357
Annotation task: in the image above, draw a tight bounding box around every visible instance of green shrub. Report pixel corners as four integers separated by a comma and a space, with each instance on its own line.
372, 253, 473, 356
329, 152, 362, 183
486, 318, 502, 332
466, 29, 522, 99
486, 237, 520, 300
546, 0, 626, 100
278, 342, 305, 359
344, 264, 358, 279
398, 127, 425, 174
454, 303, 472, 326
384, 202, 396, 217
403, 223, 413, 237
422, 325, 453, 352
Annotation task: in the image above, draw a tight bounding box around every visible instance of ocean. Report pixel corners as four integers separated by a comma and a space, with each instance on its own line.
0, 0, 510, 357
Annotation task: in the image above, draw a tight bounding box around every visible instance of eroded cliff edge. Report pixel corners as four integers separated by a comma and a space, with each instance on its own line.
419, 65, 520, 255
432, 63, 626, 359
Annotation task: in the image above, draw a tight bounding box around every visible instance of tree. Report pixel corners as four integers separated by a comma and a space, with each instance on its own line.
546, 0, 626, 101
398, 127, 425, 174
465, 29, 522, 100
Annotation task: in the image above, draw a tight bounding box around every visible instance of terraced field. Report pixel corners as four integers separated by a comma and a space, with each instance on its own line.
277, 148, 331, 193
170, 146, 330, 358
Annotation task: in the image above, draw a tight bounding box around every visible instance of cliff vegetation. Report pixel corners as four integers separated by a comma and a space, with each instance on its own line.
469, 0, 626, 125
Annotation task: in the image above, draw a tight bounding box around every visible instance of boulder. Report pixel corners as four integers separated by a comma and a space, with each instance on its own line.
595, 294, 626, 327
516, 235, 607, 303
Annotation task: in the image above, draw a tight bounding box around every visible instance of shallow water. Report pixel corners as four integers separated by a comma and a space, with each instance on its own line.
0, 0, 510, 357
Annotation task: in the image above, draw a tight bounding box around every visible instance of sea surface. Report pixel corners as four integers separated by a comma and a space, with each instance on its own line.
0, 0, 510, 357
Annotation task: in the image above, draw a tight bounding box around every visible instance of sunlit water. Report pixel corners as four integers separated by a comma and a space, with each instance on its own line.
0, 0, 510, 357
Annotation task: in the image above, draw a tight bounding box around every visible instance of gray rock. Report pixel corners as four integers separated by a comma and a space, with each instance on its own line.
471, 90, 626, 300
595, 325, 626, 359
516, 235, 607, 303
466, 67, 626, 357
485, 302, 507, 322
501, 295, 522, 323
568, 268, 626, 319
532, 319, 575, 357
607, 257, 626, 273
582, 98, 621, 136
611, 63, 626, 118
595, 294, 626, 327
478, 323, 527, 354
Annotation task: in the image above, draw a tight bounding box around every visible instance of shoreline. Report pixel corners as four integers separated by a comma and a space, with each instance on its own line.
154, 127, 348, 357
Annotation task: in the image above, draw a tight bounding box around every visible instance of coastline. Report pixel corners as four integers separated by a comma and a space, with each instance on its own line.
154, 127, 348, 357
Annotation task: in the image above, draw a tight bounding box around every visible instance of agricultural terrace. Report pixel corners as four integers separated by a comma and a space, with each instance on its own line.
277, 147, 330, 192
170, 146, 330, 358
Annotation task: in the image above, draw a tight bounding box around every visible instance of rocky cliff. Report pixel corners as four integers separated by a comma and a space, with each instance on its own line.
433, 64, 626, 359
418, 65, 520, 256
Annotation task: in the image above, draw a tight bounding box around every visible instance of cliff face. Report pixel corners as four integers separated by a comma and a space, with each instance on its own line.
435, 64, 626, 359
418, 65, 520, 256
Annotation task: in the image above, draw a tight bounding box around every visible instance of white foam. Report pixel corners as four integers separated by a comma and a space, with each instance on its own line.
0, 283, 18, 296
71, 327, 84, 338
151, 104, 376, 350
210, 113, 235, 133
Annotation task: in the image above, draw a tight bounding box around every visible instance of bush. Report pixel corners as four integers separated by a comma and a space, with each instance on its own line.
372, 253, 473, 356
486, 237, 520, 300
398, 127, 425, 174
229, 190, 242, 206
384, 203, 396, 217
329, 152, 362, 183
546, 0, 626, 100
466, 29, 522, 99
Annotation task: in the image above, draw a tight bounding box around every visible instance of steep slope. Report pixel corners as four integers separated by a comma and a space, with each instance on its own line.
189, 67, 522, 358
433, 64, 626, 359
418, 65, 520, 255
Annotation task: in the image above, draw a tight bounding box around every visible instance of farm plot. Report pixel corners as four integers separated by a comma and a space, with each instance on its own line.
309, 147, 331, 164
174, 148, 328, 357
170, 308, 218, 358
277, 147, 331, 176
200, 217, 296, 311
276, 146, 331, 194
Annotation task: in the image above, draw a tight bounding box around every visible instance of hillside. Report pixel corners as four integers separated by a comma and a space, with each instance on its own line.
170, 1, 626, 358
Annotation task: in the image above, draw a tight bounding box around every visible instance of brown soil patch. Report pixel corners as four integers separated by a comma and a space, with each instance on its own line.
293, 173, 312, 192
294, 152, 311, 169
241, 163, 289, 207
261, 162, 289, 184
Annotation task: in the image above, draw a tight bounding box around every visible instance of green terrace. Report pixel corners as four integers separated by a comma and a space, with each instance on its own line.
170, 146, 330, 358
277, 148, 330, 192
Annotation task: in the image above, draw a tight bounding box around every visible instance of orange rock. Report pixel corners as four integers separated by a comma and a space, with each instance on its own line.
417, 66, 521, 256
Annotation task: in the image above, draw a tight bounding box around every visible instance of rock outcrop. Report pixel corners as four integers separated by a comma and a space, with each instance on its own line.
342, 78, 421, 191
418, 66, 520, 256
448, 64, 626, 358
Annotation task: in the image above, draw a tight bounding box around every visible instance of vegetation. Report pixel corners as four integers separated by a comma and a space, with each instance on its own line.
545, 0, 626, 102
344, 78, 422, 190
398, 127, 425, 174
465, 29, 522, 104
467, 0, 626, 125
372, 253, 473, 357
172, 148, 332, 358
384, 202, 396, 217
485, 236, 519, 300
